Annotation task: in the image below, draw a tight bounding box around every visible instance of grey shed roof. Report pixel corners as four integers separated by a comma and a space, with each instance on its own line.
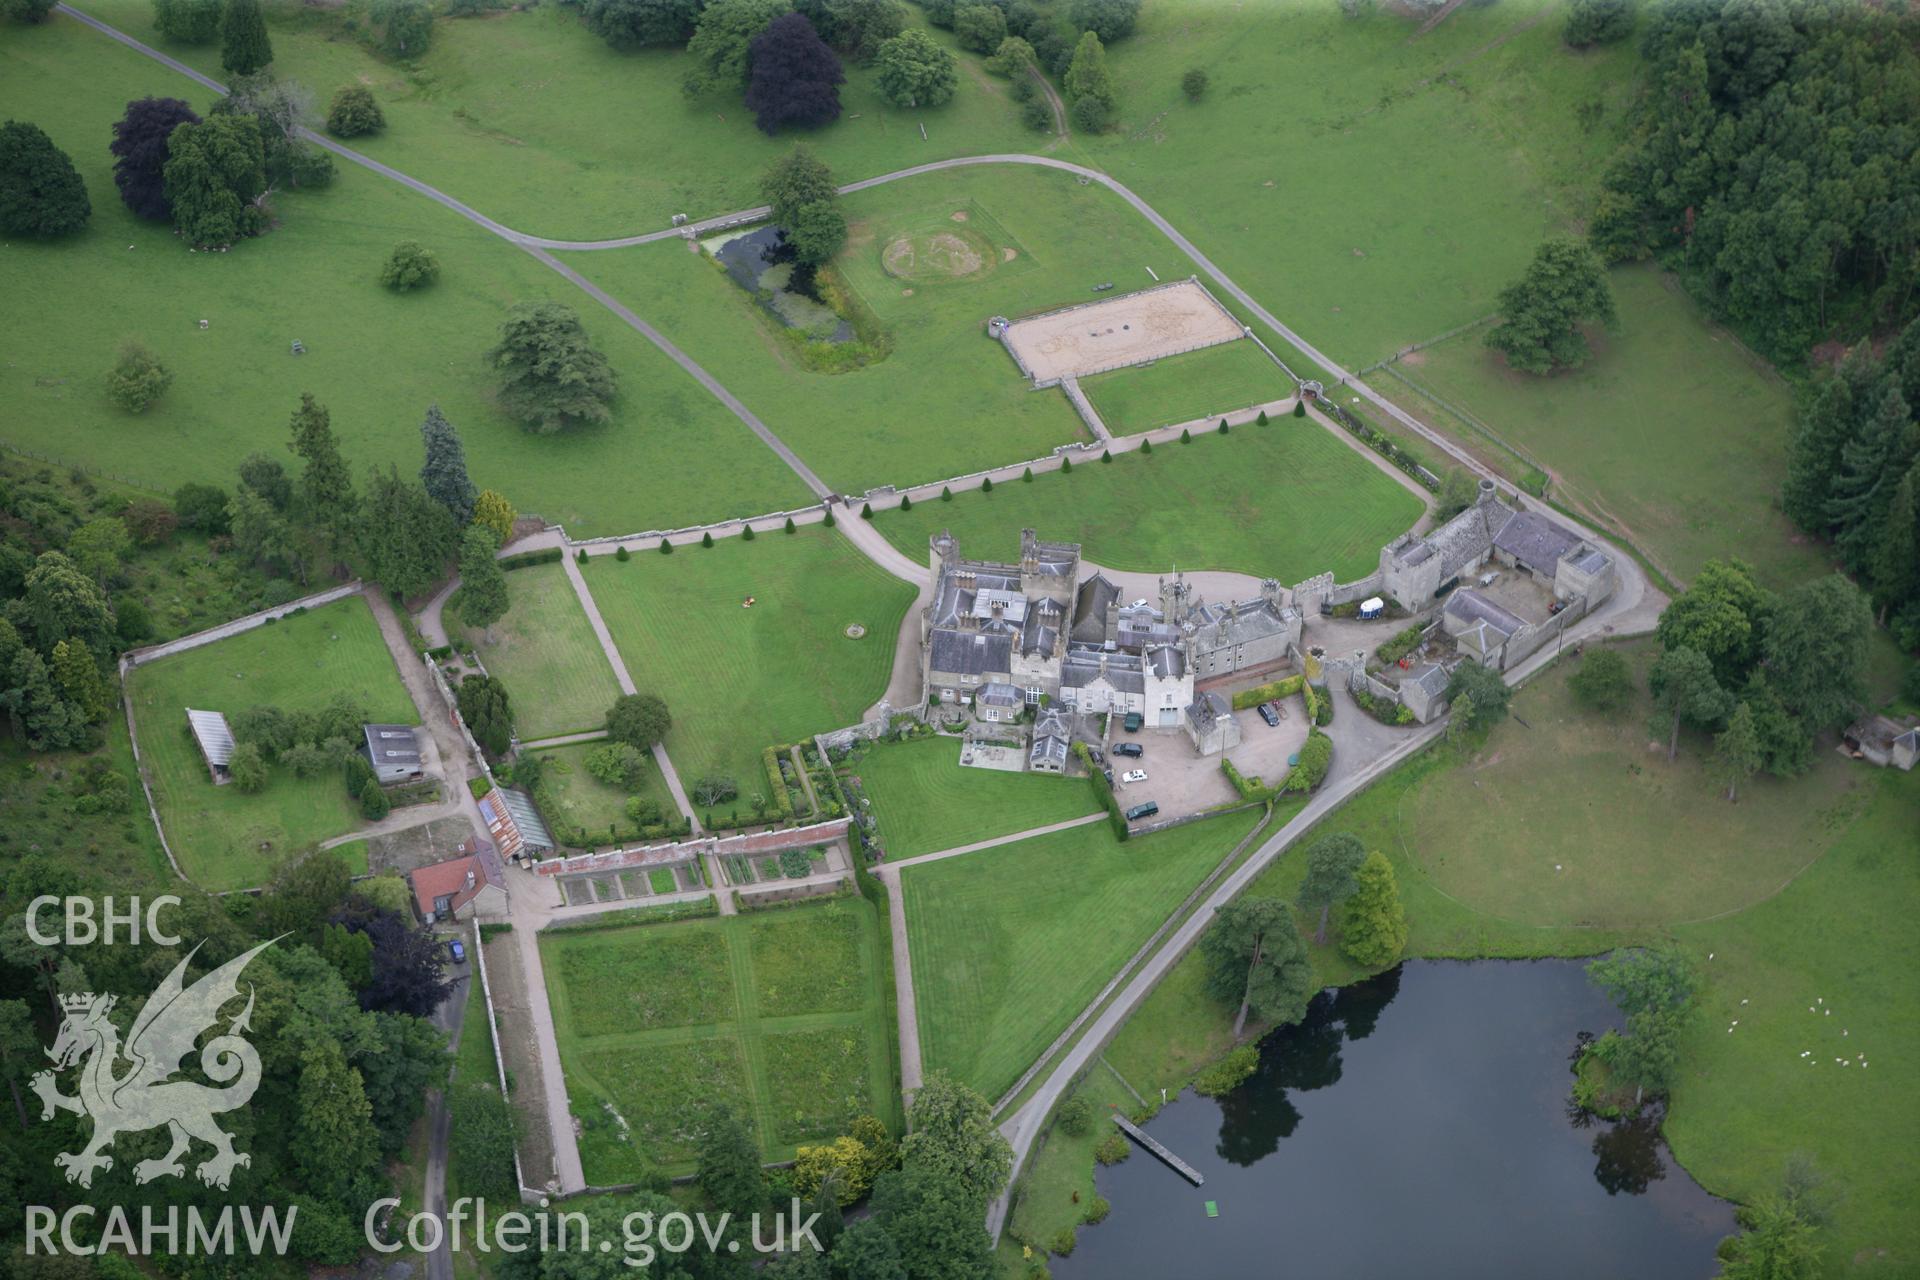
1445, 589, 1527, 639
1407, 663, 1451, 697
1061, 650, 1145, 694
363, 723, 422, 766
1490, 509, 1583, 569
1148, 645, 1187, 678
1185, 690, 1232, 730
1030, 733, 1069, 770
186, 709, 235, 767
1571, 547, 1612, 574
929, 628, 1012, 677
1034, 707, 1070, 739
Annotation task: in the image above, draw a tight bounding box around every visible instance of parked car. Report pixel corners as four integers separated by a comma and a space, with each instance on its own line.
1089, 747, 1106, 765
1122, 711, 1144, 733
447, 938, 467, 965
1257, 702, 1280, 727
1121, 769, 1148, 784
1112, 742, 1144, 758
1124, 801, 1160, 821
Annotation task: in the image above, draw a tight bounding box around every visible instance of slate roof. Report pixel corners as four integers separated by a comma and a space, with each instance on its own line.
1071, 574, 1121, 643
362, 723, 422, 768
977, 682, 1022, 708
1148, 645, 1187, 679
1571, 547, 1612, 574
1406, 663, 1451, 698
1190, 597, 1297, 648
1030, 735, 1069, 770
186, 708, 235, 767
1185, 690, 1232, 731
1491, 510, 1583, 569
1444, 589, 1527, 639
1061, 648, 1145, 694
929, 628, 1012, 677
1020, 602, 1062, 657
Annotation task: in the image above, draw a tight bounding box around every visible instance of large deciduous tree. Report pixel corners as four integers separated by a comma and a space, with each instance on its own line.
1199, 895, 1314, 1038
152, 0, 222, 40
760, 144, 837, 224
1760, 574, 1871, 733
0, 121, 90, 238
799, 0, 904, 64
488, 302, 618, 434
419, 404, 477, 524
582, 0, 705, 48
220, 0, 274, 75
162, 113, 268, 246
1444, 659, 1511, 732
1563, 0, 1633, 47
684, 0, 793, 95
1340, 851, 1407, 967
951, 2, 1005, 54
786, 198, 846, 265
745, 12, 845, 134
1647, 644, 1729, 761
897, 1071, 1011, 1207
874, 28, 957, 108
605, 692, 672, 750
1070, 0, 1139, 42
110, 97, 200, 220
1653, 558, 1770, 687
0, 0, 55, 22
327, 85, 385, 138
1063, 30, 1115, 114
1296, 832, 1367, 945
1484, 237, 1616, 374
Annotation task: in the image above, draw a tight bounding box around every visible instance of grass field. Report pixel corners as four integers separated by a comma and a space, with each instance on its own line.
72, 0, 1048, 240
527, 740, 680, 838
124, 596, 417, 890
542, 898, 895, 1176
899, 809, 1261, 1101
1080, 340, 1290, 435
561, 166, 1213, 495
1079, 0, 1643, 370
579, 530, 914, 796
1398, 265, 1820, 588
846, 735, 1100, 859
0, 13, 811, 537
462, 563, 620, 739
872, 418, 1426, 578
1098, 648, 1919, 1278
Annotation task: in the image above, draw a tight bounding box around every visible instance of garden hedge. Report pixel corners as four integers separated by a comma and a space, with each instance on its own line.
1230, 673, 1305, 710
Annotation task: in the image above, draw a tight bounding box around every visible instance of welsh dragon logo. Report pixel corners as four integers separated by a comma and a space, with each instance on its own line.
31, 939, 276, 1191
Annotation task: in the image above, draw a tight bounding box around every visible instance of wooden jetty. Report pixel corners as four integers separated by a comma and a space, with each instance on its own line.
1111, 1114, 1204, 1186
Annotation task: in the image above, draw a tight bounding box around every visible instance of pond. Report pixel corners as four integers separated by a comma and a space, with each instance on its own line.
704, 224, 854, 344
1053, 961, 1734, 1279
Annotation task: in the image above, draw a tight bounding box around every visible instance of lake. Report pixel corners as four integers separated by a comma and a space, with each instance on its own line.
1053, 960, 1734, 1279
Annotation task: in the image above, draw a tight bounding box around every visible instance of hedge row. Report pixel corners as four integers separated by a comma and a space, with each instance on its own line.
1310, 683, 1334, 726
1075, 742, 1128, 842
1282, 729, 1333, 793
1322, 400, 1440, 492
763, 744, 798, 823
499, 547, 565, 571
1230, 674, 1305, 710
545, 894, 717, 931
1351, 683, 1416, 725
1300, 680, 1321, 724
1221, 757, 1283, 803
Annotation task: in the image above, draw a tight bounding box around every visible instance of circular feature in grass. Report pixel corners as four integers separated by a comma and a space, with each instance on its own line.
844, 623, 867, 639
881, 229, 994, 282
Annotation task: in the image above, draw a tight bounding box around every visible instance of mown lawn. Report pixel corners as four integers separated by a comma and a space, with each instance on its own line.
542, 898, 896, 1178
579, 530, 915, 798
462, 563, 621, 740
1081, 340, 1292, 435
1079, 0, 1644, 370
1100, 648, 1920, 1279
69, 0, 1049, 240
526, 740, 680, 840
847, 735, 1100, 859
873, 418, 1425, 579
1401, 265, 1818, 589
899, 809, 1261, 1102
0, 13, 811, 538
125, 596, 416, 890
561, 165, 1209, 496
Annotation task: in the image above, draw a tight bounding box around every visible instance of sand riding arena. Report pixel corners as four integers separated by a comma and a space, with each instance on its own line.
993, 278, 1248, 386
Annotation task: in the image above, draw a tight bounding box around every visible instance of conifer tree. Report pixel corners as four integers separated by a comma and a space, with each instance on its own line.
220, 0, 274, 76
419, 405, 477, 525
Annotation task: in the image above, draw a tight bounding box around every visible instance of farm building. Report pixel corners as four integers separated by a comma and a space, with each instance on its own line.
1843, 715, 1919, 771
362, 723, 424, 783
408, 846, 507, 922
185, 709, 236, 783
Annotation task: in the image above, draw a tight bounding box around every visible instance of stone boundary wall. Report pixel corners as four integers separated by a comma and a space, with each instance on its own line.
532, 817, 853, 877
468, 919, 541, 1201
737, 877, 851, 909
115, 580, 369, 885
1503, 592, 1595, 670
1291, 569, 1385, 616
